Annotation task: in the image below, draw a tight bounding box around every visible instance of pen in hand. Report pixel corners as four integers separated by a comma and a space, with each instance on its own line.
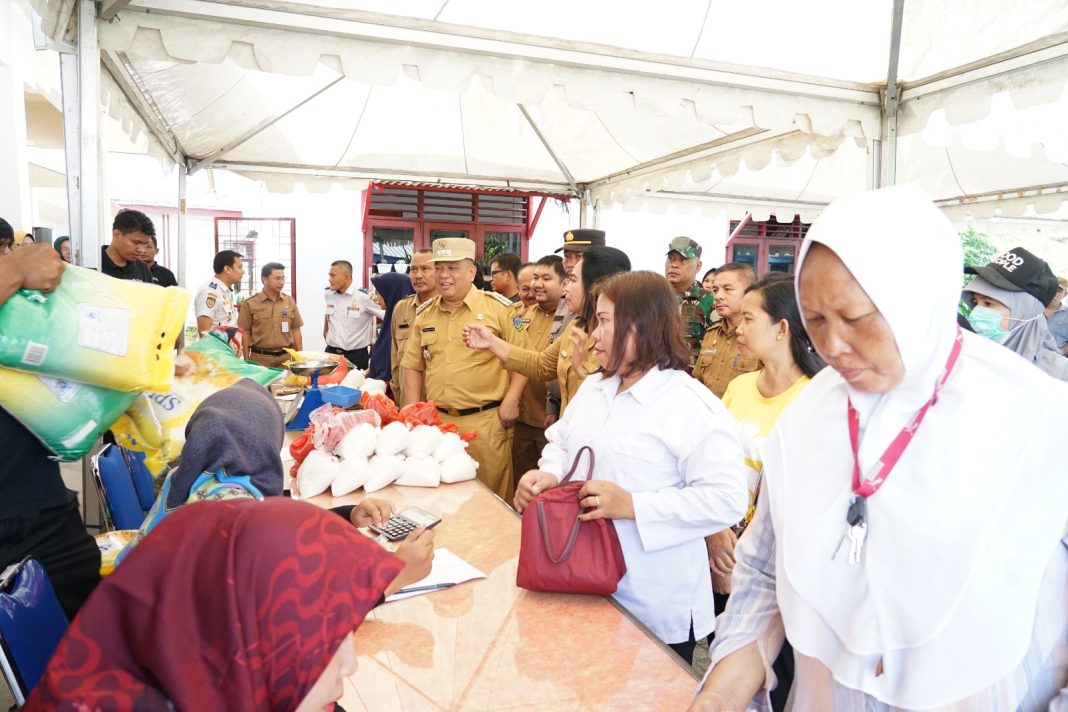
394, 582, 457, 595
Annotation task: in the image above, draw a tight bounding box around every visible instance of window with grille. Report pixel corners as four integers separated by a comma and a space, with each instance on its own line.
368, 186, 528, 224
726, 216, 811, 276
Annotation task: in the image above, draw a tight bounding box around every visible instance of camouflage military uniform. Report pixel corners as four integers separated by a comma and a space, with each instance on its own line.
678, 281, 709, 368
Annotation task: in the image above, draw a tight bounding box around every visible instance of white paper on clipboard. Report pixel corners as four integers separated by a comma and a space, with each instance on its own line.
385, 548, 486, 602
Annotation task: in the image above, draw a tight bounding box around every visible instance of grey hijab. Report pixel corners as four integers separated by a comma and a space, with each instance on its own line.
965, 276, 1068, 381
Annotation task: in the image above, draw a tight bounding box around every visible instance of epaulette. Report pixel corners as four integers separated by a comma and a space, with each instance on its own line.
488, 291, 515, 308
414, 296, 438, 315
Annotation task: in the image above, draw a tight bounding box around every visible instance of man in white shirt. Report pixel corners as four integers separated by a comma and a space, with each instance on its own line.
194, 250, 245, 334
324, 260, 384, 369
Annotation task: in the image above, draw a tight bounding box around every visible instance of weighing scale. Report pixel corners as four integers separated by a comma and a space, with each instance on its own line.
285, 359, 339, 431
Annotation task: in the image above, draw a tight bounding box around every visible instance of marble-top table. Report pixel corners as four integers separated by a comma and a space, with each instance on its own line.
302, 479, 699, 712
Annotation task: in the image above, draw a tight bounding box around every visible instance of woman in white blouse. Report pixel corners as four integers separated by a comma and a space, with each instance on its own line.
514, 271, 748, 663
691, 185, 1068, 711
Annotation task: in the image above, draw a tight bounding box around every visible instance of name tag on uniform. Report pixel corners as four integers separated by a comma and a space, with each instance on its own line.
281, 322, 290, 333
398, 322, 410, 330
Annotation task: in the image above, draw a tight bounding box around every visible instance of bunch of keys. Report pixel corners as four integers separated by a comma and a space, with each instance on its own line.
845, 495, 868, 564
833, 495, 868, 565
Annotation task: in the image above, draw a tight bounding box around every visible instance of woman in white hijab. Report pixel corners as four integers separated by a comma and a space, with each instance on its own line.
689, 185, 1068, 711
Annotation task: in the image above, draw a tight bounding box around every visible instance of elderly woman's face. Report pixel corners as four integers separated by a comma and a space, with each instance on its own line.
799, 244, 904, 393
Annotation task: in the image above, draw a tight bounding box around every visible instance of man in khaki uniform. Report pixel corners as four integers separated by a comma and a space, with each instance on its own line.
506, 254, 565, 477
401, 238, 525, 502
692, 262, 759, 398
390, 248, 437, 402
237, 262, 304, 368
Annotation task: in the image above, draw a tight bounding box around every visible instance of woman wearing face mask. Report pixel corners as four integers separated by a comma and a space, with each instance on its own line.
463, 246, 631, 415
27, 497, 403, 712
515, 271, 748, 663
689, 186, 1068, 711
962, 248, 1068, 381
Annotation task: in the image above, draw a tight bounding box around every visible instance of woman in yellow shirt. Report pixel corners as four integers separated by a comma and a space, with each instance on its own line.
707, 273, 824, 709
711, 273, 825, 587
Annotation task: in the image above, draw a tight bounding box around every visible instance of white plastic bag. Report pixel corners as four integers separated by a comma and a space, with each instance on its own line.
361, 378, 388, 396
440, 452, 479, 484
297, 449, 340, 498
331, 456, 371, 497
364, 454, 406, 493
336, 423, 377, 460
340, 369, 366, 389
375, 421, 412, 456
431, 431, 467, 462
405, 424, 443, 459
395, 457, 441, 488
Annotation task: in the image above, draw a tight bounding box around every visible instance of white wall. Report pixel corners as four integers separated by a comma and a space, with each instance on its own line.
595, 200, 731, 274
0, 0, 33, 227
249, 186, 366, 353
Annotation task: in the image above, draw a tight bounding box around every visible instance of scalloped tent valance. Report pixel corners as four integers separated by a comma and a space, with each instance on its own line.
29, 0, 1068, 218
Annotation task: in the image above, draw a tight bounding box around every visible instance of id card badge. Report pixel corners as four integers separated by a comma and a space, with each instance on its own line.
281, 321, 290, 333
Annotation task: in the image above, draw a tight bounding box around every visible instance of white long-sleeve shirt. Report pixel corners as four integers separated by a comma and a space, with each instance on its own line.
703, 490, 1068, 711
539, 366, 748, 644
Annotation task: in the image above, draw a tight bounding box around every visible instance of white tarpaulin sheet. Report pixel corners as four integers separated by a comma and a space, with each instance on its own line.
28, 0, 1068, 219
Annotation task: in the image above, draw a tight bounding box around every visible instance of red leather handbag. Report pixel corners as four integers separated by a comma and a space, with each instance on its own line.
516, 446, 627, 595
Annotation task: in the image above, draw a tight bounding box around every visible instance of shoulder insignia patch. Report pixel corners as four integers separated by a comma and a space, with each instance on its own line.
489, 291, 514, 307
208, 281, 218, 289
414, 297, 436, 315
205, 295, 217, 308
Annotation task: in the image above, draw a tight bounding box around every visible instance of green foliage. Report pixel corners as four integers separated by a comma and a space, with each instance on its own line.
959, 227, 998, 268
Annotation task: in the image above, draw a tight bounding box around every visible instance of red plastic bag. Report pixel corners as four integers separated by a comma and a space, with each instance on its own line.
361, 392, 402, 425
399, 401, 442, 427
289, 430, 315, 467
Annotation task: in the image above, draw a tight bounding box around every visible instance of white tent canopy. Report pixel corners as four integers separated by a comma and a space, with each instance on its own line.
30, 0, 1068, 221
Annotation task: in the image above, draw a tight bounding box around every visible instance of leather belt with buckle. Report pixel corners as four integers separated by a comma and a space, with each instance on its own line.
437, 400, 503, 417
251, 347, 287, 356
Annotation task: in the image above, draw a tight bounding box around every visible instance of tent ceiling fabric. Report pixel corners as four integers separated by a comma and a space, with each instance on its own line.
26, 0, 1068, 218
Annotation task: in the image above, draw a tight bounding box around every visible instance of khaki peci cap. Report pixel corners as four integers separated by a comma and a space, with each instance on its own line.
430, 237, 476, 262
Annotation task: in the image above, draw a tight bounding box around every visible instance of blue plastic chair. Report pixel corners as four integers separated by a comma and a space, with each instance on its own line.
0, 558, 69, 705
92, 444, 149, 531
123, 449, 156, 513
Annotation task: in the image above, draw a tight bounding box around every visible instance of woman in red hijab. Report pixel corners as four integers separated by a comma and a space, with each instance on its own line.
25, 497, 403, 711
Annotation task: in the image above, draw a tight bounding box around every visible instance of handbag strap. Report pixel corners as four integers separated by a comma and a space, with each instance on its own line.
558, 445, 595, 485
536, 500, 583, 564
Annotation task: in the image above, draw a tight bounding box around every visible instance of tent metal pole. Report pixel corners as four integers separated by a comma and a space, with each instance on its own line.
61, 0, 104, 530
75, 0, 100, 269
177, 163, 187, 288
869, 139, 882, 190
882, 0, 905, 187
518, 104, 580, 197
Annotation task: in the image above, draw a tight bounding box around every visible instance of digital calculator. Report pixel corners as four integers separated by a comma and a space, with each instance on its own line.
368, 506, 442, 542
